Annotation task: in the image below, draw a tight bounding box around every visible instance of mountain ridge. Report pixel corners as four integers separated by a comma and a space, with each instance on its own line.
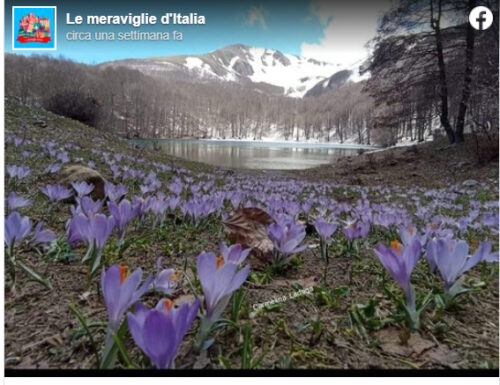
100, 44, 363, 98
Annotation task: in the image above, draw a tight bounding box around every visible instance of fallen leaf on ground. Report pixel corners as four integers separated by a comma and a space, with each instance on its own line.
377, 328, 435, 357
223, 208, 274, 263
407, 334, 435, 356
424, 345, 461, 367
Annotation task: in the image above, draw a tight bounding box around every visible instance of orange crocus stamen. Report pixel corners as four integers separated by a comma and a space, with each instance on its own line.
216, 255, 225, 269
119, 265, 128, 284
407, 227, 414, 235
171, 271, 180, 281
164, 299, 173, 312
390, 240, 403, 254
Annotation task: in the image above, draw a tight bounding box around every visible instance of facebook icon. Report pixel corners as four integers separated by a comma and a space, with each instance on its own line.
469, 6, 493, 31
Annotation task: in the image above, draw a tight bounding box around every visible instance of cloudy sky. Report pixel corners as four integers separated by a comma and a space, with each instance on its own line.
5, 0, 390, 66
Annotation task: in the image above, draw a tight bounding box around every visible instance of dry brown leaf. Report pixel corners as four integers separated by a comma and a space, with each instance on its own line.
424, 345, 461, 367
377, 328, 434, 357
223, 208, 275, 263
407, 334, 435, 356
59, 164, 107, 201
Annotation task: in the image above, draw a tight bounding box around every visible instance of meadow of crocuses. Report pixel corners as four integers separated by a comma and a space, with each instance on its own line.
4, 100, 499, 369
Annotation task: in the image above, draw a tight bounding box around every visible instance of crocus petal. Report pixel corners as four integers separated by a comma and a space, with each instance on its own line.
142, 310, 176, 369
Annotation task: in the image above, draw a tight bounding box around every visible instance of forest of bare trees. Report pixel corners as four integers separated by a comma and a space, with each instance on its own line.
5, 53, 375, 144
366, 0, 499, 146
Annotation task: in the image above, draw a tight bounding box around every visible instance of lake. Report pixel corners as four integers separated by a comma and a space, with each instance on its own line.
132, 139, 377, 170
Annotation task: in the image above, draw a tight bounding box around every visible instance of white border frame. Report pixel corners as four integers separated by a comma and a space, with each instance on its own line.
12, 6, 57, 51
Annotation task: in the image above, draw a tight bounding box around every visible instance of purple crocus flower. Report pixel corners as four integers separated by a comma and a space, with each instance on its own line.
31, 222, 57, 245
169, 181, 183, 196
73, 196, 103, 217
373, 212, 397, 228
314, 217, 337, 277
110, 164, 121, 180
44, 163, 62, 174
481, 212, 499, 232
268, 219, 307, 264
399, 225, 427, 249
132, 195, 151, 222
87, 214, 115, 257
426, 239, 499, 293
166, 196, 181, 212
5, 212, 32, 249
140, 185, 153, 195
67, 213, 115, 273
477, 241, 500, 263
218, 243, 251, 266
343, 219, 370, 241
373, 239, 421, 311
57, 151, 70, 163
6, 192, 31, 211
148, 194, 168, 225
71, 181, 94, 197
40, 184, 73, 202
107, 199, 136, 245
230, 192, 243, 209
424, 238, 439, 273
127, 298, 200, 369
67, 213, 92, 246
314, 218, 337, 244
6, 165, 31, 180
104, 182, 128, 202
152, 257, 179, 295
183, 199, 204, 225
197, 251, 250, 319
101, 264, 153, 344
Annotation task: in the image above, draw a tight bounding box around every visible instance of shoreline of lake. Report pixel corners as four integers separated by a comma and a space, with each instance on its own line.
132, 137, 378, 150
131, 138, 375, 170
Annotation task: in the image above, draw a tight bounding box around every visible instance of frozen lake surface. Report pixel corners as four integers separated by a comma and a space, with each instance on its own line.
132, 139, 377, 170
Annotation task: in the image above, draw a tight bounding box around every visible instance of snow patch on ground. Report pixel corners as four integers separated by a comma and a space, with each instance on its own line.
365, 136, 434, 154
201, 137, 377, 149
204, 124, 377, 148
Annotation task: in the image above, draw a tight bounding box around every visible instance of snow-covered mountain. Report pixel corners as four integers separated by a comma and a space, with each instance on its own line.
304, 59, 370, 97
100, 44, 364, 98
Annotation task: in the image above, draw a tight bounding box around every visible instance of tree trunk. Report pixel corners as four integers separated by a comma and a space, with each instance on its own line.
432, 0, 456, 143
455, 0, 476, 143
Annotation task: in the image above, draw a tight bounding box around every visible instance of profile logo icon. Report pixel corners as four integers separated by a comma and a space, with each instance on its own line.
469, 6, 493, 31
12, 6, 57, 50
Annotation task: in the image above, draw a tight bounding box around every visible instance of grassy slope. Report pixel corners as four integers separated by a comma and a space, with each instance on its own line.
4, 99, 499, 370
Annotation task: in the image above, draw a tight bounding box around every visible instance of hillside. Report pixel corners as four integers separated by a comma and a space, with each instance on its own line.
4, 99, 499, 370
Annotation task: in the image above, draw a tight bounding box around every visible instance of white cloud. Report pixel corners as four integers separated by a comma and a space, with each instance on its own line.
301, 0, 391, 66
243, 5, 268, 30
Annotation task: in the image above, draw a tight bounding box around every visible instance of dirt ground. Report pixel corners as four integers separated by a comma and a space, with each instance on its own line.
291, 135, 499, 188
